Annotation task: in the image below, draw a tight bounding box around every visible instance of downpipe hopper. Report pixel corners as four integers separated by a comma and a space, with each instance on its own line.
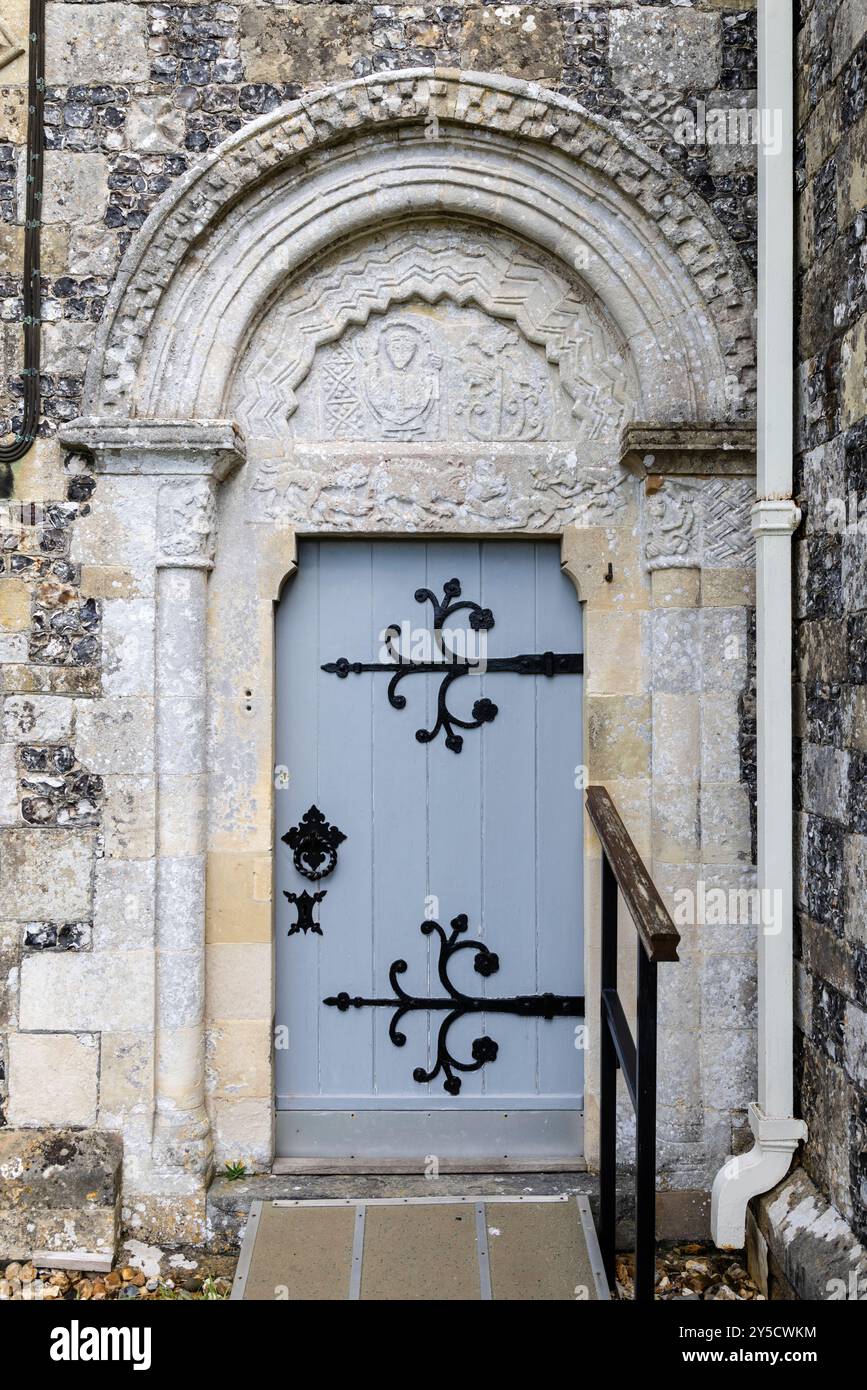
711, 1103, 807, 1248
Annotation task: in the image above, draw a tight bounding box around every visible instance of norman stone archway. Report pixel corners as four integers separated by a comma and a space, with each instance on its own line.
62, 69, 757, 1242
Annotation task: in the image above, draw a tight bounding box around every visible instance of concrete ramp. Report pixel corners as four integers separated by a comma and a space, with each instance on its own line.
231, 1194, 609, 1301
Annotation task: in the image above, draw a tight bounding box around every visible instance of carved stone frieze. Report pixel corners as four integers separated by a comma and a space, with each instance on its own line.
251, 446, 635, 534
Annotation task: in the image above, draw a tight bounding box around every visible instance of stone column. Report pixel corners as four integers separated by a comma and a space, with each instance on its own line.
152, 475, 217, 1177
61, 420, 245, 1209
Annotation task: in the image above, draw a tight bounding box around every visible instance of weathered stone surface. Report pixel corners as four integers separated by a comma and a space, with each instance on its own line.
609, 7, 722, 92
41, 152, 110, 226
7, 1032, 99, 1126
239, 5, 372, 84
0, 828, 93, 919
0, 1129, 121, 1261
45, 3, 149, 86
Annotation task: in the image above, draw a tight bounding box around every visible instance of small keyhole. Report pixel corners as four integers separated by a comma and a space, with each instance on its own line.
244, 687, 253, 712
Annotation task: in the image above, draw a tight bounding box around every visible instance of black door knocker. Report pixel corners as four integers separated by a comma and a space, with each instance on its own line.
284, 889, 327, 937
282, 805, 346, 938
282, 804, 346, 881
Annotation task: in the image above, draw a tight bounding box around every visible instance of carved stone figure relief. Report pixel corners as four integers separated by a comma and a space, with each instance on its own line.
233, 223, 638, 450
643, 478, 755, 570
233, 221, 642, 534
157, 478, 217, 565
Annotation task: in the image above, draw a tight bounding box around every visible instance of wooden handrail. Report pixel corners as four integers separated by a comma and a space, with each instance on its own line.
585, 785, 680, 963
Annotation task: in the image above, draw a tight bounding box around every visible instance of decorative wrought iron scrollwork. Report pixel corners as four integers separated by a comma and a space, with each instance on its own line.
282, 804, 346, 881
285, 888, 327, 936
324, 913, 583, 1095
322, 577, 582, 753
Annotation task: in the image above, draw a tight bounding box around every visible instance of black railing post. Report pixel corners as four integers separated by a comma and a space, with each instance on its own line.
634, 939, 658, 1302
598, 851, 618, 1289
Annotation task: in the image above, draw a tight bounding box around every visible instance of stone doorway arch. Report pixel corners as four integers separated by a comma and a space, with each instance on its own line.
62, 69, 756, 1241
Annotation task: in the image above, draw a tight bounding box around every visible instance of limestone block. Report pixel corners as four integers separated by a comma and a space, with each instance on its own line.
701, 954, 757, 1031
837, 110, 867, 232
99, 1031, 154, 1124
206, 943, 271, 1021
700, 1028, 757, 1111
652, 780, 700, 864
460, 6, 564, 81
206, 851, 272, 943
0, 577, 30, 631
101, 775, 156, 860
585, 610, 644, 695
158, 855, 204, 953
609, 7, 722, 91
652, 692, 700, 780
71, 478, 157, 585
700, 607, 747, 692
2, 693, 74, 743
650, 568, 700, 609
831, 0, 866, 79
206, 1020, 272, 1101
158, 773, 206, 857
19, 950, 154, 1031
41, 152, 110, 226
701, 568, 755, 607
101, 598, 156, 697
0, 743, 17, 826
126, 96, 185, 154
0, 1128, 121, 1261
67, 222, 123, 280
0, 828, 93, 919
239, 5, 372, 84
802, 744, 850, 824
840, 314, 867, 431
0, 223, 23, 277
842, 529, 867, 613
652, 608, 701, 694
157, 697, 206, 775
7, 1032, 99, 1127
586, 694, 651, 779
0, 85, 26, 140
700, 783, 752, 864
45, 3, 149, 85
79, 566, 143, 602
210, 1097, 272, 1170
0, 919, 20, 1027
74, 697, 154, 776
700, 692, 741, 782
93, 858, 156, 950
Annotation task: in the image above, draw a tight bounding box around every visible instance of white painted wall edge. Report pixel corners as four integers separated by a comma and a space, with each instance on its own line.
710, 0, 807, 1249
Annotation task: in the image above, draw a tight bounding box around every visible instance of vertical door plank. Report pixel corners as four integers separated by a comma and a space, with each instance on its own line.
316, 540, 376, 1100
274, 542, 322, 1105
535, 546, 584, 1103
370, 541, 430, 1099
478, 540, 539, 1099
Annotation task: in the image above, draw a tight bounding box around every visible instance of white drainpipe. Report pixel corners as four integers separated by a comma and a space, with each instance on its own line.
710, 0, 807, 1247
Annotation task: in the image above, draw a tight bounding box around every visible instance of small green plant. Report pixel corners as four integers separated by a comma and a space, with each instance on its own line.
224, 1159, 247, 1181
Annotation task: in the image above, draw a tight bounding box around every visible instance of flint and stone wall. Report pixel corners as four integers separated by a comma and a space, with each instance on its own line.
0, 2, 760, 1250
792, 0, 867, 1248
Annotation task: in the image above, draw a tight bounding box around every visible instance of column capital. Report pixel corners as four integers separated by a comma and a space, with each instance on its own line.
60, 417, 246, 482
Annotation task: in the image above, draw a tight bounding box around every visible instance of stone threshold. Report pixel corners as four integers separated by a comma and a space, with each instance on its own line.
206, 1171, 597, 1253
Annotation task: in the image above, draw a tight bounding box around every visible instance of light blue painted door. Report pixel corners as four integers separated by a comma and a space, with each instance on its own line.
275, 540, 584, 1160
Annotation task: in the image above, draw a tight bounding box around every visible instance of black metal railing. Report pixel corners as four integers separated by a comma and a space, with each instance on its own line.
585, 785, 681, 1303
